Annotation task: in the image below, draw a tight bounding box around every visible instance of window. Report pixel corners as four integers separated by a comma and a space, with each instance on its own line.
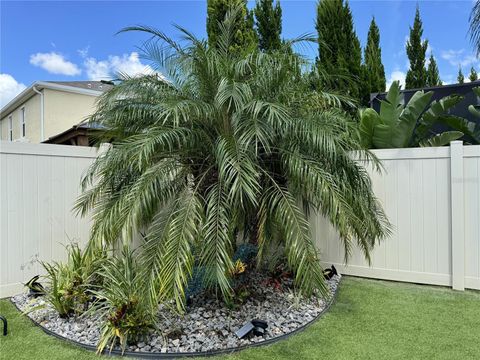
8, 115, 13, 141
20, 107, 26, 137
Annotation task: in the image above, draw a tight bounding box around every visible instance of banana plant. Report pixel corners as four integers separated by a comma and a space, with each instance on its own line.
435, 87, 480, 145
359, 81, 464, 149
439, 86, 480, 145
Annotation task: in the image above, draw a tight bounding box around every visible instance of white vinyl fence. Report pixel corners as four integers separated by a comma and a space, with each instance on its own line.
313, 141, 480, 291
1, 141, 479, 298
0, 141, 97, 297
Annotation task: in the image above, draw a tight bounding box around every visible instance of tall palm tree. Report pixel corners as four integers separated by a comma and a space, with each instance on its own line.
76, 6, 390, 312
470, 1, 480, 55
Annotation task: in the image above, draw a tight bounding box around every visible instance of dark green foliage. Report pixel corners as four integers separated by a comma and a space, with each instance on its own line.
458, 67, 465, 84
316, 0, 362, 103
469, 67, 478, 82
207, 0, 257, 53
426, 54, 442, 87
254, 0, 282, 52
405, 7, 428, 89
361, 17, 386, 106
359, 81, 464, 149
438, 87, 480, 145
233, 243, 258, 263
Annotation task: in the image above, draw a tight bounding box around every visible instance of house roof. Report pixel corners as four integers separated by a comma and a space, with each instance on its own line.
0, 80, 114, 117
42, 120, 104, 145
46, 81, 114, 92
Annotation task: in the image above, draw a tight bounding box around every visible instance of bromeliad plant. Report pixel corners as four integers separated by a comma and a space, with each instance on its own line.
90, 247, 156, 354
75, 6, 390, 313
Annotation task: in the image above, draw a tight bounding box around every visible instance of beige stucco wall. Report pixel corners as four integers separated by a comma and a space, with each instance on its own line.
0, 88, 99, 143
0, 94, 41, 142
43, 89, 98, 141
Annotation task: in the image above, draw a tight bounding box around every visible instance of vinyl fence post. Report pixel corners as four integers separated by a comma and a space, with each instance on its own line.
450, 141, 465, 291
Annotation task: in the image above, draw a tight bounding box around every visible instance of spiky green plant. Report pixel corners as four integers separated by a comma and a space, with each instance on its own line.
89, 247, 156, 354
75, 6, 390, 313
39, 244, 106, 316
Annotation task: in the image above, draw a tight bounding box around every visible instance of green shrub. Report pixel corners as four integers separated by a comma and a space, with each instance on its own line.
90, 247, 156, 354
37, 244, 106, 317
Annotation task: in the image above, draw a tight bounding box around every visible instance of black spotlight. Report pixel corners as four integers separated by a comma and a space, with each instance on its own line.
252, 319, 268, 336
323, 265, 338, 280
25, 275, 45, 298
235, 319, 268, 339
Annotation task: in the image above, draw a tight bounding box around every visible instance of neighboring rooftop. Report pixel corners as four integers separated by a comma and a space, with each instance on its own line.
1, 80, 114, 116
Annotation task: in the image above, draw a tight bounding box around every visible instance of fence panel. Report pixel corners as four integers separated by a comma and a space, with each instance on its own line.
314, 143, 480, 291
0, 141, 97, 297
1, 141, 479, 297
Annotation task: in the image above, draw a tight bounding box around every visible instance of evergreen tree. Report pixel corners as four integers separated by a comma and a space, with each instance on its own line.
361, 17, 386, 105
469, 67, 478, 81
316, 0, 362, 103
457, 67, 465, 84
254, 0, 282, 52
405, 7, 428, 89
426, 54, 442, 87
207, 0, 257, 52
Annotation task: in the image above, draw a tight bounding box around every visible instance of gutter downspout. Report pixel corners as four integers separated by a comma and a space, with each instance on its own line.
32, 86, 44, 141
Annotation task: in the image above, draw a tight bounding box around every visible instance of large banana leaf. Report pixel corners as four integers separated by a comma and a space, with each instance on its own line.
419, 131, 464, 147
379, 81, 403, 126
422, 94, 464, 125
396, 90, 433, 147
372, 123, 400, 149
359, 108, 381, 149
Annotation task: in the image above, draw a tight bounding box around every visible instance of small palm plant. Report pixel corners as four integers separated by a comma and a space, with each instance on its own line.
76, 6, 390, 312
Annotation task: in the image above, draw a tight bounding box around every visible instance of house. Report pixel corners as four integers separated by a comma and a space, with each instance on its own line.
0, 81, 113, 144
370, 81, 480, 125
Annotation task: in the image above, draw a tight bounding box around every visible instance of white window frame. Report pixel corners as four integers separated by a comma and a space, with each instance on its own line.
8, 115, 13, 141
20, 106, 26, 138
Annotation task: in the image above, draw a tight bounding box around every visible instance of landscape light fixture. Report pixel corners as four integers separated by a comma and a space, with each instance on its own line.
235, 319, 268, 339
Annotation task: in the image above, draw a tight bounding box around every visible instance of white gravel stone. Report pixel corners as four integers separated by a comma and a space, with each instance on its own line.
12, 272, 340, 354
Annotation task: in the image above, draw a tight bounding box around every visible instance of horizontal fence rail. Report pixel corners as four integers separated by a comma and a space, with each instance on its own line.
1, 141, 479, 297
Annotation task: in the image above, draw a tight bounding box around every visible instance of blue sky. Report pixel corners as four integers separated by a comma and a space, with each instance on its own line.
0, 0, 475, 107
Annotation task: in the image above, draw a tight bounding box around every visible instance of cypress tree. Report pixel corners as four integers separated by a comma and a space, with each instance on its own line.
426, 54, 442, 87
254, 0, 282, 52
361, 17, 386, 105
469, 67, 478, 81
405, 6, 428, 89
457, 67, 465, 84
207, 0, 257, 52
316, 0, 362, 103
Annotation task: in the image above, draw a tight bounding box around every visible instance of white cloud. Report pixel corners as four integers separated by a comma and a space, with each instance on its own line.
30, 52, 81, 76
84, 52, 154, 80
386, 70, 406, 90
441, 49, 477, 68
0, 74, 27, 108
77, 46, 90, 59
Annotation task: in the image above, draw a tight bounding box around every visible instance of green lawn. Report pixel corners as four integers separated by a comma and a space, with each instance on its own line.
1, 277, 479, 360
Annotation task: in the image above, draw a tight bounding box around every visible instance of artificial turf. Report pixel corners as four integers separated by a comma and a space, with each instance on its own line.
1, 276, 479, 360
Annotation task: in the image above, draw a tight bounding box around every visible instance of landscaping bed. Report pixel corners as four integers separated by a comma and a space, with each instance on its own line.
12, 272, 340, 356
